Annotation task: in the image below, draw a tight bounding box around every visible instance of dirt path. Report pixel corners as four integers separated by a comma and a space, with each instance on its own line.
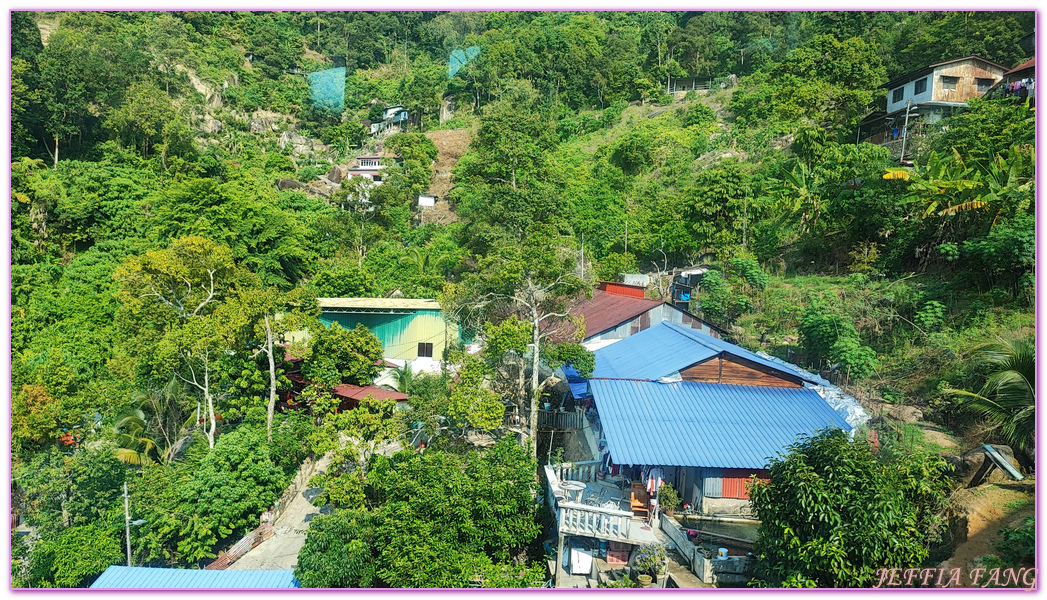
939, 479, 1034, 586
227, 451, 334, 571
422, 129, 471, 225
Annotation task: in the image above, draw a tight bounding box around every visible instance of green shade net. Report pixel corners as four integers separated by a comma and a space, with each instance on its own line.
308, 67, 346, 113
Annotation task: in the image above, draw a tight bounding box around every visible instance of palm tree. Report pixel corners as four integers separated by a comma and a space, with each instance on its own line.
390, 362, 414, 395
946, 336, 1034, 456
114, 408, 162, 466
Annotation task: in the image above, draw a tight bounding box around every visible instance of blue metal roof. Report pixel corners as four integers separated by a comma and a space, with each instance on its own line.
591, 322, 821, 385
90, 566, 300, 589
590, 379, 848, 469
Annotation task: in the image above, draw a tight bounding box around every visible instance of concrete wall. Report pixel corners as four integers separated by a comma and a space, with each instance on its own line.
660, 515, 750, 585
701, 497, 752, 517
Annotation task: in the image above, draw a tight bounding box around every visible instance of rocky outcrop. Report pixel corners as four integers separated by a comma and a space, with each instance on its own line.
202, 115, 223, 134
944, 444, 1021, 487
326, 165, 343, 184
278, 131, 331, 156
275, 179, 306, 191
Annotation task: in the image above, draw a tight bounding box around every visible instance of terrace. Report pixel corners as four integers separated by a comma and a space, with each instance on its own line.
544, 460, 658, 546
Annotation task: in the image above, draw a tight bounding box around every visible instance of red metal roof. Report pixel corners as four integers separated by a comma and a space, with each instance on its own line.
1005, 57, 1034, 76
574, 290, 664, 338
597, 281, 646, 299
331, 384, 408, 402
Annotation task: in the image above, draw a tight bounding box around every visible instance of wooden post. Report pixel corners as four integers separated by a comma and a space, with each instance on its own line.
555, 532, 565, 587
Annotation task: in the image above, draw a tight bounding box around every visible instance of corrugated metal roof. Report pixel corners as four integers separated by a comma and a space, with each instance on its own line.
592, 321, 820, 385
591, 379, 848, 469
1005, 57, 1034, 75
574, 290, 664, 339
318, 297, 441, 310
592, 322, 717, 379
90, 566, 300, 589
332, 383, 409, 401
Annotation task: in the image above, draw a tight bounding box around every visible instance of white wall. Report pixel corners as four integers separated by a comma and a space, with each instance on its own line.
886, 75, 933, 113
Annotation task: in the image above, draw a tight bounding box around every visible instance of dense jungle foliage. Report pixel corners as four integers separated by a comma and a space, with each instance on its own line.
9, 10, 1035, 588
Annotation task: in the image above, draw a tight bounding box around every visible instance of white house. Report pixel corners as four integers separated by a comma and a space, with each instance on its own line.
884, 55, 1006, 119
857, 56, 1007, 154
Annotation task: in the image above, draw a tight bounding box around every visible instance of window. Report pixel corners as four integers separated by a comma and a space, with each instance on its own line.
941, 76, 959, 91
976, 78, 995, 92
417, 342, 433, 358
914, 77, 927, 95
892, 87, 904, 103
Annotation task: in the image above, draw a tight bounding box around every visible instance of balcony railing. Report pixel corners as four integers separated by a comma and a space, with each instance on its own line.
558, 500, 634, 541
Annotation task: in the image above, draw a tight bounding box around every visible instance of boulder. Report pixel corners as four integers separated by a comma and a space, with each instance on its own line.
202, 115, 223, 134
944, 444, 1021, 487
250, 117, 278, 134
327, 165, 343, 184
275, 179, 306, 191
207, 92, 223, 108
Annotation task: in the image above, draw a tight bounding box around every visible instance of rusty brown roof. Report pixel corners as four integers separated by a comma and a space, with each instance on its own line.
1005, 57, 1034, 76
332, 384, 409, 402
574, 290, 664, 339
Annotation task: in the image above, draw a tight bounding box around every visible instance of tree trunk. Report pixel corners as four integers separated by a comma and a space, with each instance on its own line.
53, 136, 59, 169
204, 363, 216, 449
530, 308, 541, 460
264, 314, 277, 443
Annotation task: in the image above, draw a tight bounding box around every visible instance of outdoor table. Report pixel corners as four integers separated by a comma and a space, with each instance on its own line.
560, 480, 586, 503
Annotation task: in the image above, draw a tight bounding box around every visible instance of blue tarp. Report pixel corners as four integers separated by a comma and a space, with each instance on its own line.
562, 365, 591, 399
90, 566, 300, 589
590, 379, 848, 469
592, 322, 821, 385
307, 67, 346, 113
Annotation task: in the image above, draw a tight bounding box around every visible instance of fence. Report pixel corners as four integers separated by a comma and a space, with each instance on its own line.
538, 408, 585, 431
204, 523, 274, 570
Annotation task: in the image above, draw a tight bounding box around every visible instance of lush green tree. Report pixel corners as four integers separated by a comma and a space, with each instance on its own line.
297, 438, 542, 588
750, 429, 952, 587
304, 321, 384, 387
449, 224, 591, 457
176, 426, 288, 563
23, 524, 124, 588
105, 80, 178, 157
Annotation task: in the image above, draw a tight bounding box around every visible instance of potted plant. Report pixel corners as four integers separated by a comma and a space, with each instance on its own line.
634, 543, 667, 585
636, 574, 653, 587
658, 483, 681, 516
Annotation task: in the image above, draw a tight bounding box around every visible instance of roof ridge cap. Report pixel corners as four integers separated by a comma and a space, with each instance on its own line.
662, 320, 722, 353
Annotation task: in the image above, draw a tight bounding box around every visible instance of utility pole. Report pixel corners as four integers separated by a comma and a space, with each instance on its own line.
899, 100, 918, 164
123, 482, 132, 567
624, 220, 628, 255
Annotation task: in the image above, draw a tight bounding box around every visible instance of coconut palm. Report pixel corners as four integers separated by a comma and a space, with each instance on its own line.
390, 362, 415, 395
946, 336, 1034, 455
114, 408, 162, 466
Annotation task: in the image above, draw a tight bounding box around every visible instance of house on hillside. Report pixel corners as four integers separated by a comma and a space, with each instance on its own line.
342, 153, 396, 185
857, 56, 1007, 158
369, 105, 410, 136
984, 57, 1035, 107
545, 321, 867, 586
572, 281, 722, 349
318, 298, 460, 368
